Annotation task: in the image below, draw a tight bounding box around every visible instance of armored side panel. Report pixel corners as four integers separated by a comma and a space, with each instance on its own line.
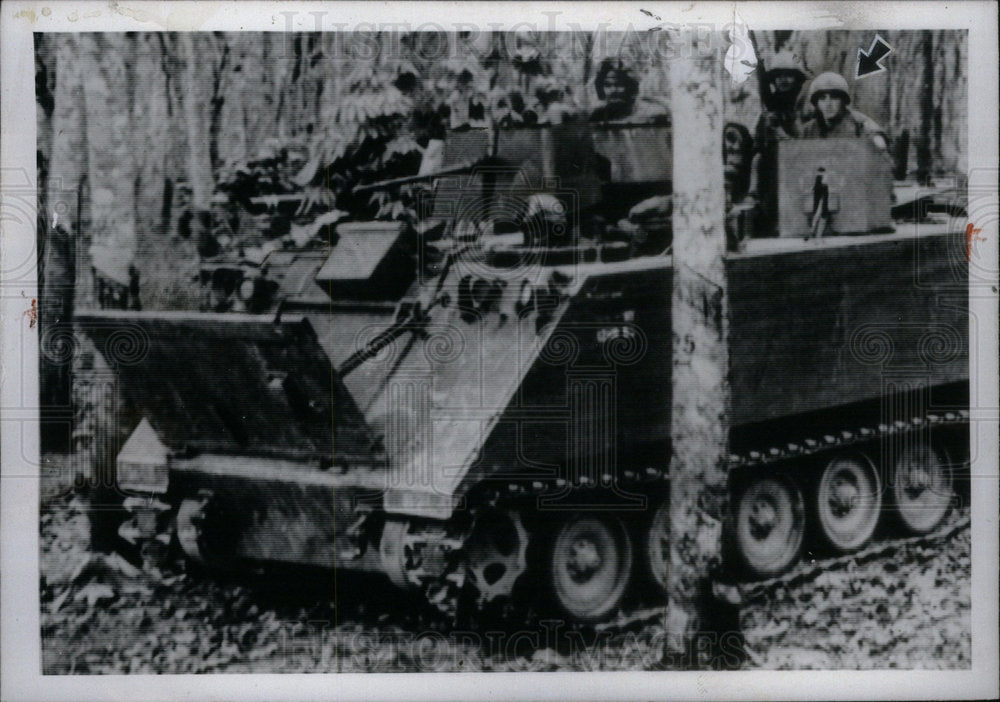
316, 221, 414, 301
589, 125, 673, 183
77, 311, 384, 568
727, 228, 967, 426
431, 124, 604, 223
77, 311, 375, 463
589, 125, 673, 224
777, 138, 893, 237
461, 228, 966, 508
469, 256, 673, 503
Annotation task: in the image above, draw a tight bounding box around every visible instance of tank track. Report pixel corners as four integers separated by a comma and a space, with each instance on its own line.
721, 511, 970, 606
117, 409, 969, 632
406, 409, 970, 625
532, 509, 972, 637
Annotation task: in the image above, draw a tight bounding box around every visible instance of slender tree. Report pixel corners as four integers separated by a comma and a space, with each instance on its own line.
76, 34, 138, 292
179, 33, 215, 211
916, 30, 935, 184
665, 28, 732, 669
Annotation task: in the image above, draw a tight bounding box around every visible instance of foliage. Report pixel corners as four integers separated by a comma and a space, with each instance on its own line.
304, 52, 422, 222
216, 144, 303, 204
34, 30, 970, 312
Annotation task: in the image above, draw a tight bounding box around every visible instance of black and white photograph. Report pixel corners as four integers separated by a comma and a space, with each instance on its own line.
2, 1, 998, 700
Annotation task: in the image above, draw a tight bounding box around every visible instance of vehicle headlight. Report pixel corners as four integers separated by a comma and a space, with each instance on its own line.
116, 417, 169, 493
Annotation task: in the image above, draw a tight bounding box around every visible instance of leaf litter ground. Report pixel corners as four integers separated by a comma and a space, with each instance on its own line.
39, 457, 970, 673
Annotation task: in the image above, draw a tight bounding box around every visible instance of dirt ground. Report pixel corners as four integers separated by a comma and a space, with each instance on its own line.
39, 457, 971, 674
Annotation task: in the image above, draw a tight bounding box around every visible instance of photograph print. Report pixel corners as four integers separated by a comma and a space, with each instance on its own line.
6, 3, 993, 692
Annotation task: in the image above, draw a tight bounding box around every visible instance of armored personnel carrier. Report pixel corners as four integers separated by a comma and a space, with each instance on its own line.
77, 123, 969, 624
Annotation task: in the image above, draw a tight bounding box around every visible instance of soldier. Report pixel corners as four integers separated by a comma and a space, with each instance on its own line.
797, 74, 889, 238
744, 50, 810, 236
755, 50, 810, 147
91, 243, 141, 310
210, 190, 239, 251
589, 58, 669, 125
585, 58, 671, 250
802, 72, 888, 151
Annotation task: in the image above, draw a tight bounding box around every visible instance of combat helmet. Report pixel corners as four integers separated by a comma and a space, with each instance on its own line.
767, 50, 807, 82
809, 72, 851, 105
595, 57, 639, 101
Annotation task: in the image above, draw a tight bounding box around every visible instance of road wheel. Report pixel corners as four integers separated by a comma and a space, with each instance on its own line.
734, 475, 804, 578
644, 498, 670, 595
175, 490, 234, 568
549, 514, 633, 623
379, 518, 417, 590
466, 509, 529, 604
892, 438, 953, 534
816, 453, 882, 552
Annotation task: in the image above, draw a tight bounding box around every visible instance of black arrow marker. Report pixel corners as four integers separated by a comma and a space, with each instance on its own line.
857, 34, 893, 79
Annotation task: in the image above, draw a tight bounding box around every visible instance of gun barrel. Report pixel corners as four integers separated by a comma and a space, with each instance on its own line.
353, 160, 481, 194
249, 193, 309, 207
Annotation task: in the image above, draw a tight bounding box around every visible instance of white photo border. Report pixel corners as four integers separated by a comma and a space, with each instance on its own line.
2, 2, 997, 700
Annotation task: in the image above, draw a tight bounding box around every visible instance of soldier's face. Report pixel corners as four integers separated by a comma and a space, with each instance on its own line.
816, 93, 845, 122
602, 73, 631, 106
772, 74, 799, 94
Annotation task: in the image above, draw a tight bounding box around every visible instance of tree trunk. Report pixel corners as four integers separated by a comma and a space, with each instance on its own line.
179, 33, 215, 211
916, 30, 934, 184
132, 34, 171, 242
665, 29, 733, 669
37, 36, 83, 451
78, 34, 138, 290
44, 34, 87, 255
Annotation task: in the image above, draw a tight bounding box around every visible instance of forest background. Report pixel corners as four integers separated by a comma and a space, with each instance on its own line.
35, 29, 967, 308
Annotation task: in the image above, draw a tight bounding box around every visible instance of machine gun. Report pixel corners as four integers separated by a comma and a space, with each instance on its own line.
245, 158, 493, 202
352, 158, 486, 194
355, 124, 503, 194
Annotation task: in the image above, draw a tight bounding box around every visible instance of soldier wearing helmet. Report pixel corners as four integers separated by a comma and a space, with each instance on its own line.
589, 58, 669, 124
758, 50, 810, 143
744, 50, 810, 236
802, 72, 887, 151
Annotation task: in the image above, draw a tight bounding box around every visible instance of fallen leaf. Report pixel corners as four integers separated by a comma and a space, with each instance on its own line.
249, 642, 279, 660
74, 582, 115, 607
50, 587, 72, 613
174, 630, 197, 645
